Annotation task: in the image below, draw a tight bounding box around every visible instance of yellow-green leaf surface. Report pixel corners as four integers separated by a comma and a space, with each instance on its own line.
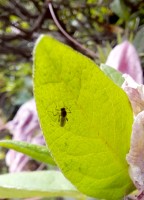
0, 171, 80, 198
33, 35, 134, 200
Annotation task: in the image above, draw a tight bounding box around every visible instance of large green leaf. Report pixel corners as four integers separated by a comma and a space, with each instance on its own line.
33, 35, 134, 200
0, 140, 56, 165
0, 171, 80, 198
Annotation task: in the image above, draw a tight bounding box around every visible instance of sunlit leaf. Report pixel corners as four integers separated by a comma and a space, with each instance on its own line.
33, 35, 134, 200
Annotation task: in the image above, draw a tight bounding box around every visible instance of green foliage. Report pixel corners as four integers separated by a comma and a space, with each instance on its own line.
0, 62, 33, 119
110, 0, 130, 21
1, 0, 144, 198
0, 171, 80, 198
0, 140, 56, 166
100, 64, 125, 87
97, 45, 107, 63
133, 27, 144, 66
1, 0, 144, 121
33, 35, 134, 200
133, 27, 144, 54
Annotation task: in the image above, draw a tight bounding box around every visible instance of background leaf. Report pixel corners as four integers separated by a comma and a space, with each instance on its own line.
133, 27, 144, 56
110, 0, 130, 21
100, 64, 125, 87
33, 35, 134, 200
0, 140, 56, 165
0, 171, 80, 198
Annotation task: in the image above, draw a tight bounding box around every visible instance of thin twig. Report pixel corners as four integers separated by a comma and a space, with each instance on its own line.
10, 0, 38, 18
48, 1, 98, 59
29, 1, 48, 33
11, 23, 30, 34
0, 33, 31, 41
31, 0, 41, 13
0, 42, 31, 58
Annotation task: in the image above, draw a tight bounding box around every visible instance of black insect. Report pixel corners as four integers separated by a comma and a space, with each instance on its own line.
59, 107, 68, 127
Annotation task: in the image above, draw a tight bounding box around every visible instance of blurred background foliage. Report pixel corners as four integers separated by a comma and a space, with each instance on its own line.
0, 0, 144, 173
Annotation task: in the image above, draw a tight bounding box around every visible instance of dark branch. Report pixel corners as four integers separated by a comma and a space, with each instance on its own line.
29, 1, 48, 34
0, 42, 31, 58
10, 0, 38, 18
0, 3, 28, 20
31, 0, 41, 13
0, 32, 33, 41
48, 1, 98, 59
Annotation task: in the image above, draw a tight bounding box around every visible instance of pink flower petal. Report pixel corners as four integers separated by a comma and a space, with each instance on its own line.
126, 111, 144, 189
106, 41, 143, 84
5, 99, 45, 172
122, 74, 144, 115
